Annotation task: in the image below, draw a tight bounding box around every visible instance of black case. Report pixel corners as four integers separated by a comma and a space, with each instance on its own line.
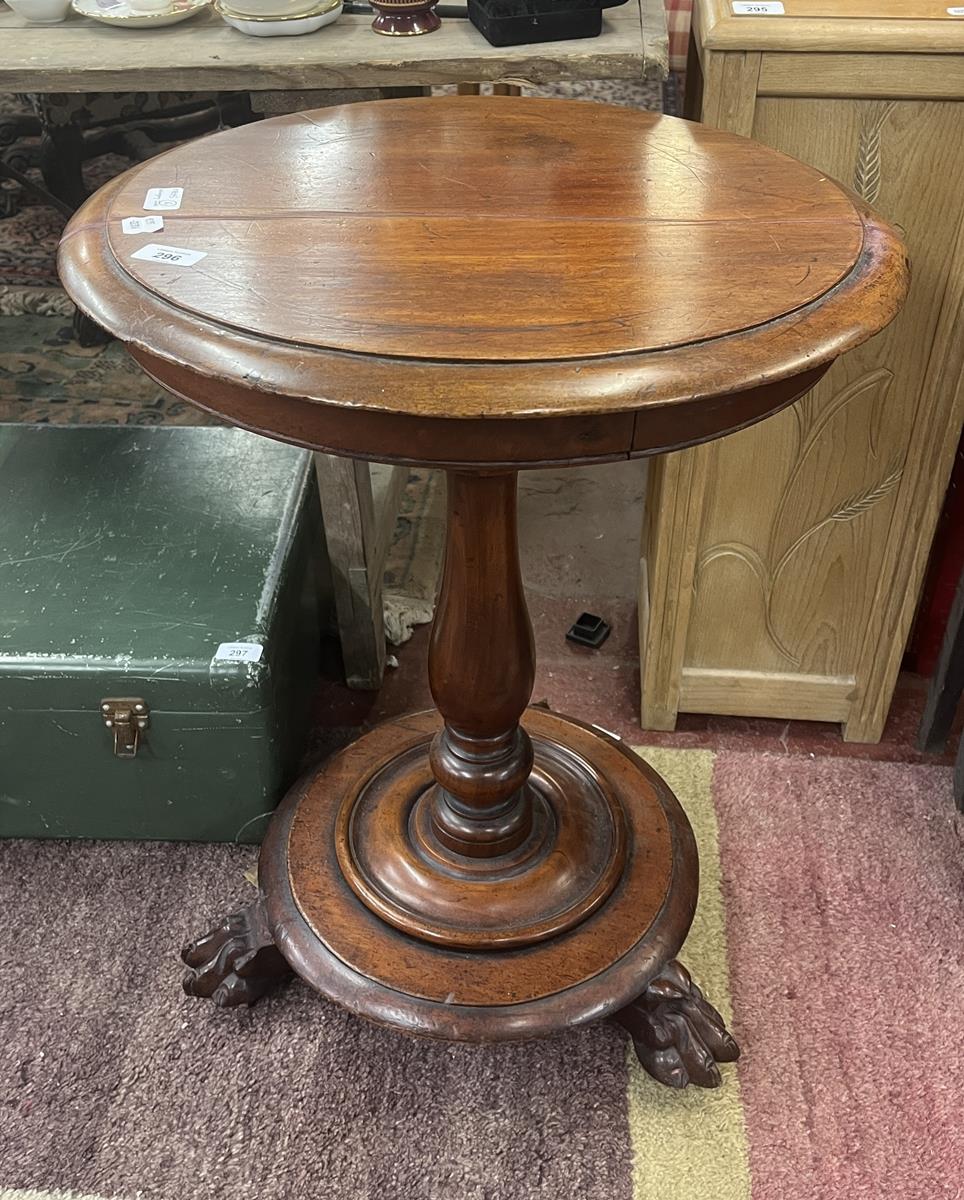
467, 0, 628, 48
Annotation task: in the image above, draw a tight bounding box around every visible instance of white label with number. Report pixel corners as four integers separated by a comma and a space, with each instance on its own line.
212, 642, 264, 665
121, 215, 164, 235
732, 1, 785, 13
131, 243, 207, 267
947, 6, 964, 14
143, 187, 183, 211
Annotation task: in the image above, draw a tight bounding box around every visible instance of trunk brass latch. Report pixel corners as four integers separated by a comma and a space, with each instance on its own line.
100, 698, 150, 758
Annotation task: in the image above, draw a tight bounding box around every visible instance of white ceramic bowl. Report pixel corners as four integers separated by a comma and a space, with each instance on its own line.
128, 0, 173, 11
5, 0, 72, 22
217, 0, 341, 33
222, 0, 327, 15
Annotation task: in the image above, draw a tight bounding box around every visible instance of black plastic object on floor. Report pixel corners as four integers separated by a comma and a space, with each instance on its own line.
467, 0, 628, 47
566, 613, 611, 649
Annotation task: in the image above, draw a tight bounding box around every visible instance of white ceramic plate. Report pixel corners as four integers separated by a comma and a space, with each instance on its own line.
216, 0, 342, 34
72, 0, 211, 28
222, 0, 323, 16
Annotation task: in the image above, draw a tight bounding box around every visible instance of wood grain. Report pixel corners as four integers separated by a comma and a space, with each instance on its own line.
845, 164, 964, 740
61, 98, 907, 461
687, 97, 958, 731
679, 667, 856, 721
0, 1, 664, 93
758, 52, 964, 99
267, 708, 698, 1032
700, 49, 761, 135
643, 4, 959, 741
104, 100, 862, 363
701, 0, 964, 53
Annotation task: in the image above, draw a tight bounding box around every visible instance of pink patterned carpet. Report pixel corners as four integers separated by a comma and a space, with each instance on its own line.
715, 752, 964, 1200
2, 748, 961, 1199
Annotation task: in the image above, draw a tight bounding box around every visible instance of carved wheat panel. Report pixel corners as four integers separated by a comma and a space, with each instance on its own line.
682, 97, 958, 686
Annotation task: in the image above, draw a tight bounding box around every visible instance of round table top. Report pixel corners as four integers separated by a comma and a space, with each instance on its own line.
60, 97, 907, 468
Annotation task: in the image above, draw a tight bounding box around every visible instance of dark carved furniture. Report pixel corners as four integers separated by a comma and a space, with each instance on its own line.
1, 92, 254, 346
59, 97, 907, 1088
2, 92, 254, 217
918, 564, 964, 809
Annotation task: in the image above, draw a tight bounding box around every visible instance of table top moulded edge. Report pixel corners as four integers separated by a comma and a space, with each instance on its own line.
0, 0, 667, 93
59, 168, 907, 469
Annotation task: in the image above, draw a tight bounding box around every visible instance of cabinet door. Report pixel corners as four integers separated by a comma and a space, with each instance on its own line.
642, 86, 964, 740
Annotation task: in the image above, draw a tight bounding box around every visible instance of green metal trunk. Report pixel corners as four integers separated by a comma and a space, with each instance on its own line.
0, 425, 326, 843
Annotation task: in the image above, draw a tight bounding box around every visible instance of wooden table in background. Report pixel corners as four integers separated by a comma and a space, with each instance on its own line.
641, 0, 964, 742
0, 0, 667, 92
1, 0, 667, 692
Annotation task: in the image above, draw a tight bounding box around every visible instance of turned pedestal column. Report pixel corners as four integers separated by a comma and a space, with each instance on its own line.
427, 472, 537, 869
58, 95, 908, 1090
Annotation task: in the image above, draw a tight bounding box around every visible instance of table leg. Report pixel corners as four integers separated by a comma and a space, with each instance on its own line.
182, 898, 291, 1008
182, 470, 738, 1088
614, 960, 740, 1089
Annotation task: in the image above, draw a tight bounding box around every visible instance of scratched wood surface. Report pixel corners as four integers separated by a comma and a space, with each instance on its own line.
108, 92, 901, 1058
61, 97, 906, 464
104, 99, 862, 363
0, 0, 666, 92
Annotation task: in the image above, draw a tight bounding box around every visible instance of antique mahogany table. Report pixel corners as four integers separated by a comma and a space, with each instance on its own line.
59, 97, 907, 1090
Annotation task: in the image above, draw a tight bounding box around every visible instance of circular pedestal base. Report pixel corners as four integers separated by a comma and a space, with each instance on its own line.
338, 731, 628, 950
260, 708, 698, 1042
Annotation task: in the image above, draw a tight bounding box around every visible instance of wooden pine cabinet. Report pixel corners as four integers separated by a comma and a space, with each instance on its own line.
641, 0, 964, 742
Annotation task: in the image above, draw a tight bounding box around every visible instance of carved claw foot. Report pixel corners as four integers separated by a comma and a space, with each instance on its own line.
614, 960, 740, 1089
181, 898, 292, 1008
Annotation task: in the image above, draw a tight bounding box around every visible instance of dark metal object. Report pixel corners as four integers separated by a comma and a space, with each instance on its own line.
566, 612, 611, 649
101, 698, 150, 759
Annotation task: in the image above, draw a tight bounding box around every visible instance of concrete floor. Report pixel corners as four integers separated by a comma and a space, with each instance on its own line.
518, 460, 647, 603
314, 462, 950, 768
